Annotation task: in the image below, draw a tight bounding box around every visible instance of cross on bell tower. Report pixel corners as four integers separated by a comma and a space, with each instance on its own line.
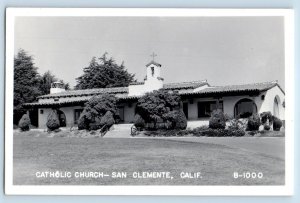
150, 52, 157, 61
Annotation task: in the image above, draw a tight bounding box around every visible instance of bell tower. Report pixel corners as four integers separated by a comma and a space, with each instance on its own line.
144, 52, 164, 92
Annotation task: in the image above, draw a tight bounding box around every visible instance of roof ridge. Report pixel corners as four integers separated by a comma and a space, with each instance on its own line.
165, 79, 207, 85
208, 81, 277, 88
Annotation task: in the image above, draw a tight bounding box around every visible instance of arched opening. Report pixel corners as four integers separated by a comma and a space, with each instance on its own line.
273, 96, 280, 118
57, 109, 66, 127
234, 98, 257, 118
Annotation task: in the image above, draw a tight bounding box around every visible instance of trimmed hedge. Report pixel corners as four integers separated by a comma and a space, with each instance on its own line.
46, 110, 60, 131
18, 114, 31, 131
209, 109, 226, 129
273, 116, 283, 131
260, 111, 273, 125
134, 114, 145, 129
264, 124, 271, 131
175, 110, 187, 130
246, 114, 261, 131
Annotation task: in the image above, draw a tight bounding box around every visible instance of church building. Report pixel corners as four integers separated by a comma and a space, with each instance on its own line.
25, 59, 285, 129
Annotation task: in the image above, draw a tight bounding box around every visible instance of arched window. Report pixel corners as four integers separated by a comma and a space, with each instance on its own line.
151, 67, 154, 76
273, 96, 280, 117
234, 98, 257, 118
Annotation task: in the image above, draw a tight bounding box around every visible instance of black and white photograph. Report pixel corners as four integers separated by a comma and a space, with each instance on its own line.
5, 8, 294, 195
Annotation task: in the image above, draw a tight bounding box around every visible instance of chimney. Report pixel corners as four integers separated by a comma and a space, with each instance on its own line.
50, 81, 65, 94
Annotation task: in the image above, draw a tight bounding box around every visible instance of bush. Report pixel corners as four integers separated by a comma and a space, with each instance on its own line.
134, 114, 145, 129
77, 110, 90, 130
18, 114, 31, 131
192, 125, 209, 137
264, 124, 271, 131
77, 94, 117, 130
246, 114, 261, 131
260, 111, 273, 125
175, 110, 187, 130
209, 109, 226, 129
273, 116, 283, 131
100, 111, 115, 128
46, 110, 60, 131
202, 128, 245, 137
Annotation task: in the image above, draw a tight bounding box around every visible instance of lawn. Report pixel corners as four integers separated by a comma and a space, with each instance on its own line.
13, 131, 285, 185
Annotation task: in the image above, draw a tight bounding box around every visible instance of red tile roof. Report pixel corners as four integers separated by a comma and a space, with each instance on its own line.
180, 81, 283, 95
26, 81, 283, 107
163, 80, 208, 90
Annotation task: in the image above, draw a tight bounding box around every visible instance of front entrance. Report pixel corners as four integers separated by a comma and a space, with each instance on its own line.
118, 106, 125, 123
57, 109, 66, 127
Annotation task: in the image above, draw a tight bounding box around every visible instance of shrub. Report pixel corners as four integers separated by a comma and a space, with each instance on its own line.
136, 90, 181, 129
134, 114, 145, 129
264, 124, 271, 131
100, 111, 115, 128
77, 94, 117, 130
202, 128, 245, 137
246, 114, 261, 131
260, 111, 273, 125
228, 119, 246, 131
273, 116, 283, 131
46, 110, 60, 131
77, 110, 91, 130
175, 110, 187, 130
192, 125, 209, 137
18, 114, 31, 131
209, 109, 226, 129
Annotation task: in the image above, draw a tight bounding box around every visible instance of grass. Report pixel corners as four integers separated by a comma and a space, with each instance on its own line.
13, 131, 284, 185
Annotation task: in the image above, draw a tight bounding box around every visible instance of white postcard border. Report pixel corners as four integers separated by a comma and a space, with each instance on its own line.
5, 8, 295, 196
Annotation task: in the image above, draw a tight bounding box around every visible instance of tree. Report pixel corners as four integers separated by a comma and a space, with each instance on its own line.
136, 90, 182, 129
39, 71, 70, 95
78, 93, 117, 130
75, 53, 136, 89
46, 110, 60, 131
18, 114, 31, 131
14, 49, 41, 124
209, 109, 226, 129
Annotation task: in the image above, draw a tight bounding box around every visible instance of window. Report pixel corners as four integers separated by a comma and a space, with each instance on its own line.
273, 97, 280, 117
198, 101, 223, 118
40, 109, 44, 114
74, 109, 83, 124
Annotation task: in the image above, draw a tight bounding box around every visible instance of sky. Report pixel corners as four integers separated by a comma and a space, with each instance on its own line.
14, 16, 285, 89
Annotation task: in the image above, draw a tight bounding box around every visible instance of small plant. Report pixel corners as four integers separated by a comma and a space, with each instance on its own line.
273, 116, 283, 131
192, 125, 209, 137
46, 110, 60, 131
264, 124, 271, 131
246, 114, 261, 131
134, 114, 145, 129
209, 109, 226, 129
18, 114, 31, 131
175, 110, 187, 130
260, 111, 273, 125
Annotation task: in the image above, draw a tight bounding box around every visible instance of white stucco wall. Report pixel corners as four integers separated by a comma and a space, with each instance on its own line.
259, 85, 285, 120
38, 106, 83, 128
128, 84, 145, 96
38, 108, 53, 129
